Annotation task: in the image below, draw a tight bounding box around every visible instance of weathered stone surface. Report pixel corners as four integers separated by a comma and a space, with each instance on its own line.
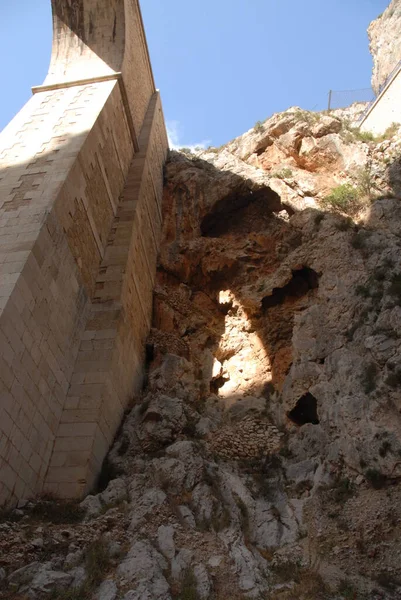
95, 579, 118, 600
171, 549, 193, 582
80, 494, 103, 519
24, 566, 72, 595
193, 563, 211, 600
369, 0, 401, 94
157, 525, 175, 560
117, 540, 170, 599
0, 0, 168, 506
100, 478, 128, 506
8, 563, 40, 586
3, 12, 401, 599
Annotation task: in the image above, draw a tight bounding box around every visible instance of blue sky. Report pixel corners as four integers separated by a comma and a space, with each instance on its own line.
0, 0, 389, 147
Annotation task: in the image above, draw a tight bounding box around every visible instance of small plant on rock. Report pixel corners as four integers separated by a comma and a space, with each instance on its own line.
179, 568, 199, 600
341, 121, 375, 143
335, 216, 354, 231
314, 212, 325, 227
388, 274, 401, 304
292, 109, 320, 125
321, 184, 362, 215
354, 163, 377, 199
385, 367, 401, 388
179, 147, 193, 155
365, 468, 387, 489
379, 440, 392, 457
337, 578, 357, 599
376, 122, 399, 142
351, 230, 373, 255
254, 120, 265, 133
362, 362, 378, 394
271, 167, 293, 180
50, 538, 111, 600
375, 571, 401, 592
332, 477, 355, 503
30, 494, 85, 524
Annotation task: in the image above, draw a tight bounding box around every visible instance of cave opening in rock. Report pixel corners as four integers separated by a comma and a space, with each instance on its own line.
287, 392, 319, 426
262, 266, 319, 310
200, 185, 282, 237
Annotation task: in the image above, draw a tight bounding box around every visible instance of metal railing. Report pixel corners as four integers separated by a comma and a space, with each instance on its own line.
327, 87, 375, 111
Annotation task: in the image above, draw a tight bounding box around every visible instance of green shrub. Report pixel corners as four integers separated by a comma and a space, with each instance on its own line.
335, 216, 354, 231
355, 130, 375, 142
179, 568, 199, 600
30, 495, 85, 524
235, 495, 250, 535
292, 109, 320, 125
321, 184, 363, 215
332, 478, 355, 503
356, 284, 370, 298
254, 120, 265, 133
342, 121, 375, 143
313, 212, 325, 229
337, 579, 357, 599
386, 368, 401, 388
50, 538, 111, 600
365, 468, 387, 489
379, 440, 392, 457
377, 122, 399, 142
271, 560, 302, 584
375, 572, 401, 591
354, 164, 376, 198
85, 539, 111, 588
271, 167, 293, 179
373, 267, 386, 282
388, 274, 401, 303
351, 230, 372, 251
362, 362, 378, 394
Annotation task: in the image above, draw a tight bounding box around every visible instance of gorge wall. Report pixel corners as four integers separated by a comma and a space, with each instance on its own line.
369, 0, 401, 95
3, 106, 401, 600
361, 0, 401, 135
0, 0, 168, 507
3, 3, 401, 600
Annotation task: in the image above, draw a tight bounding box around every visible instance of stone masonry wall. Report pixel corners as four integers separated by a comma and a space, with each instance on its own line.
0, 0, 168, 506
361, 68, 401, 135
44, 93, 168, 498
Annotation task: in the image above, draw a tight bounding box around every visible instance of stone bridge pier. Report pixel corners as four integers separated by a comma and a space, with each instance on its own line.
0, 0, 168, 505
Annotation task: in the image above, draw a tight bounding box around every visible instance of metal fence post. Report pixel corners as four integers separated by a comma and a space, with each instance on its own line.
328, 90, 332, 111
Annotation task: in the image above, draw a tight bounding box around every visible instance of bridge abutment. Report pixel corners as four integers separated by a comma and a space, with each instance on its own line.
0, 0, 168, 506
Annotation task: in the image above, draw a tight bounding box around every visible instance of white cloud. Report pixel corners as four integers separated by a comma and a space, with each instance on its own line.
167, 120, 211, 152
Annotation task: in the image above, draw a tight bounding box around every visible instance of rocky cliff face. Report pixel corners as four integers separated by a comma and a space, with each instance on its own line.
369, 0, 401, 94
2, 108, 401, 600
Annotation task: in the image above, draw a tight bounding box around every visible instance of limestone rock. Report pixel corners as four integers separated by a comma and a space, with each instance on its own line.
369, 0, 401, 94
8, 562, 40, 586
80, 494, 102, 519
171, 548, 193, 582
70, 566, 87, 589
140, 395, 187, 450
23, 566, 72, 595
311, 115, 341, 138
193, 563, 211, 600
177, 505, 196, 529
100, 478, 128, 506
95, 580, 118, 600
157, 525, 175, 560
117, 540, 170, 600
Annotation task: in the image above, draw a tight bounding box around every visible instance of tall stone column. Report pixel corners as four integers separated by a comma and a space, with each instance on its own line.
0, 0, 168, 506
